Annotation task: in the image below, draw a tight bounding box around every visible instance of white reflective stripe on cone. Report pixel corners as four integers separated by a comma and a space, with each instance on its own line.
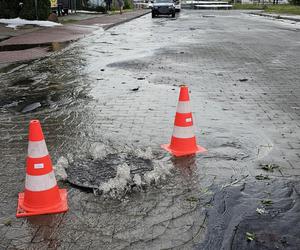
25, 171, 57, 192
172, 125, 195, 139
176, 101, 191, 114
28, 140, 49, 158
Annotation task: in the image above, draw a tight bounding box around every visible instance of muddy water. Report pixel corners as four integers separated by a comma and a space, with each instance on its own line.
0, 11, 300, 249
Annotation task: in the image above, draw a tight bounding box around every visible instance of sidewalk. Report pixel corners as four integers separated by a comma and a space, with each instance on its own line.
0, 9, 150, 65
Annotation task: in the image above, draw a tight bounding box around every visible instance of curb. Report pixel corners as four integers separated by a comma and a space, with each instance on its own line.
104, 10, 151, 30
251, 12, 300, 22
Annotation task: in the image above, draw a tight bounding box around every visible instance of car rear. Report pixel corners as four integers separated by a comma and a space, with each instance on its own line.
152, 0, 176, 18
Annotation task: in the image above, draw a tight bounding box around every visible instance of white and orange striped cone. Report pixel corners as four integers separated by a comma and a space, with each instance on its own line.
16, 120, 68, 218
161, 85, 207, 157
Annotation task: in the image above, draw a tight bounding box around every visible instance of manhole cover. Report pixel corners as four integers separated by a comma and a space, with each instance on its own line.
66, 153, 154, 189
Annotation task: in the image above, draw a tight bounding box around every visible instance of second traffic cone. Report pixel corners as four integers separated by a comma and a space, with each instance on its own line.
16, 120, 68, 218
161, 85, 207, 157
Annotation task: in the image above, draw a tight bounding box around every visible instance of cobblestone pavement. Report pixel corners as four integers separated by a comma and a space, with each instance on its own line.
0, 10, 299, 249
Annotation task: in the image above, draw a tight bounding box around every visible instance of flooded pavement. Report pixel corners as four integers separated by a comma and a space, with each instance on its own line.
197, 180, 300, 249
0, 10, 300, 249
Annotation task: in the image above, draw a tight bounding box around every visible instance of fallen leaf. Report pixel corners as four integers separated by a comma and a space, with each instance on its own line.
186, 196, 198, 202
255, 174, 270, 180
256, 208, 266, 214
260, 163, 279, 172
131, 87, 139, 91
246, 232, 256, 241
261, 199, 273, 206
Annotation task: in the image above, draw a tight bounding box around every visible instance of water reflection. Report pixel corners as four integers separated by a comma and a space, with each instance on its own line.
26, 214, 64, 247
171, 154, 197, 177
0, 41, 94, 166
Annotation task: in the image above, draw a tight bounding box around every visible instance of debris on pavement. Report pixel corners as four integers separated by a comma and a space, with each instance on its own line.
260, 163, 280, 172
131, 87, 140, 91
246, 232, 256, 241
21, 102, 41, 113
255, 174, 270, 180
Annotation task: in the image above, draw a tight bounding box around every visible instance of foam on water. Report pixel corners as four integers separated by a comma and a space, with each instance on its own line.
54, 156, 69, 181
94, 160, 173, 198
63, 140, 173, 198
133, 147, 153, 160
89, 142, 114, 160
144, 161, 172, 185
133, 174, 142, 186
98, 163, 131, 198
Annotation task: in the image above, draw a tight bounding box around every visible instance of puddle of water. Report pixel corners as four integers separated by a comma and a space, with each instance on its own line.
0, 62, 29, 75
197, 180, 300, 249
0, 51, 90, 113
11, 78, 35, 86
1, 94, 50, 113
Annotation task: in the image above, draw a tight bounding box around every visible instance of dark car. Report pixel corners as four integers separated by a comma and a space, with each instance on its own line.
152, 0, 176, 18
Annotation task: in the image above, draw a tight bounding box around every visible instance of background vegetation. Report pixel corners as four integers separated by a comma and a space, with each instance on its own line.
0, 0, 20, 18
233, 3, 300, 14
0, 0, 51, 20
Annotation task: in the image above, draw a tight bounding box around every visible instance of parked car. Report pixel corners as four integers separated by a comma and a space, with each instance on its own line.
152, 0, 176, 18
174, 0, 181, 12
144, 0, 153, 8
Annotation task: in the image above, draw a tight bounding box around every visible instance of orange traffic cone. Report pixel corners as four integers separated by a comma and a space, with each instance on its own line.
161, 85, 207, 157
16, 120, 68, 218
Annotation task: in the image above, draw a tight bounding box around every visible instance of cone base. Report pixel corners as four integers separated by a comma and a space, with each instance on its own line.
161, 144, 207, 157
16, 189, 68, 218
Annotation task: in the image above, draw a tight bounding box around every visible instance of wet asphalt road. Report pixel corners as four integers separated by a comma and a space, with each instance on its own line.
0, 10, 300, 249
